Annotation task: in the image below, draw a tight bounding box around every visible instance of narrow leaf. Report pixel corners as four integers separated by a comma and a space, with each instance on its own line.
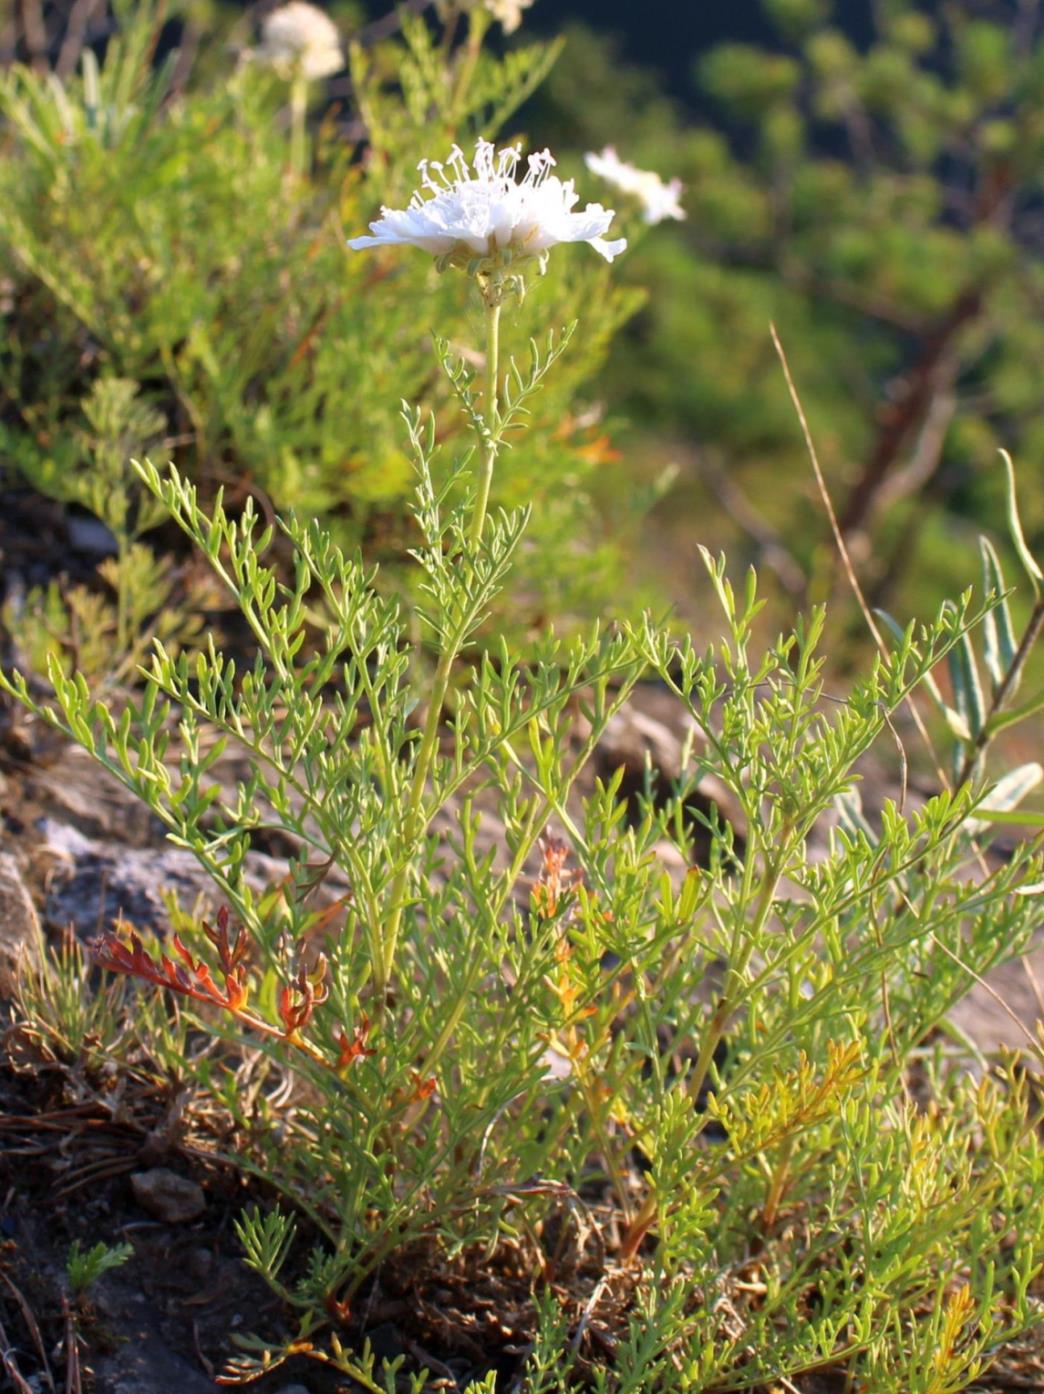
974, 808, 1044, 828
1001, 450, 1042, 601
965, 762, 1043, 834
987, 689, 1044, 737
946, 608, 985, 740
983, 761, 1043, 810
979, 536, 1017, 693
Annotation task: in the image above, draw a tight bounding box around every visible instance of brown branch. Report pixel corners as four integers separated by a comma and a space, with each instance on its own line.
838, 287, 982, 540
55, 0, 104, 79
18, 0, 49, 71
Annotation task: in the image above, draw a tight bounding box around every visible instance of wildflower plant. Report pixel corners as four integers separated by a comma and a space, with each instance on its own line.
2, 376, 206, 689
6, 124, 1044, 1394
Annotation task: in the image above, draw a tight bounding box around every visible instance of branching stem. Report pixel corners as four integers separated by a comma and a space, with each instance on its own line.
620, 839, 786, 1262
469, 296, 501, 546
289, 74, 308, 177
378, 294, 501, 1002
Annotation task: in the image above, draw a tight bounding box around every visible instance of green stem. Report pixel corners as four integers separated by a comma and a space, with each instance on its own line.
620, 839, 786, 1261
115, 529, 130, 659
289, 74, 308, 177
377, 293, 502, 1001
451, 9, 489, 120
469, 297, 501, 547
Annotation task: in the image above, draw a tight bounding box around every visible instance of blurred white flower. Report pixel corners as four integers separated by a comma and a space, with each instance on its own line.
348, 139, 627, 273
439, 0, 535, 33
256, 2, 342, 81
482, 0, 535, 31
584, 146, 686, 225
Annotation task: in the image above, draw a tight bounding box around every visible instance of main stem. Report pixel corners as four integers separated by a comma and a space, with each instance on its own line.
289, 74, 308, 177
619, 841, 786, 1262
469, 297, 501, 547
376, 295, 502, 1002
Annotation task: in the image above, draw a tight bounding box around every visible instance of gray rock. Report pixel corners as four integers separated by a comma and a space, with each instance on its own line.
0, 851, 42, 997
40, 819, 288, 939
26, 744, 160, 846
67, 516, 118, 557
129, 1169, 206, 1224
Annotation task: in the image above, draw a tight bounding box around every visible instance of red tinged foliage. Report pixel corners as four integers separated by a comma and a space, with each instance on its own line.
409, 1071, 437, 1103
530, 832, 583, 921
333, 1013, 376, 1069
91, 911, 249, 1012
92, 913, 379, 1078
277, 955, 330, 1038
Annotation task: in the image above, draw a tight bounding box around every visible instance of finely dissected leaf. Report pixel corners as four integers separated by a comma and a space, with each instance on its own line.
875, 607, 964, 734
1001, 450, 1043, 601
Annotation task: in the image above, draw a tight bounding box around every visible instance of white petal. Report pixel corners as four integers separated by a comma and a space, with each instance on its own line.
589, 236, 628, 262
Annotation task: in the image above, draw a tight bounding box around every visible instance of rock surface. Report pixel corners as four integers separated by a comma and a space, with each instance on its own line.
39, 818, 295, 940
91, 1285, 221, 1394
0, 850, 41, 996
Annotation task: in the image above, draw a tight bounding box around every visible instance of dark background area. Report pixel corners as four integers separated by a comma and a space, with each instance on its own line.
526, 0, 773, 101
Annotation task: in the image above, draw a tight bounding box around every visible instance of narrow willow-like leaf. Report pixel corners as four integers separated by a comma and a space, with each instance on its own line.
1001, 450, 1042, 601
979, 536, 1017, 693
946, 606, 985, 741
987, 689, 1044, 736
967, 762, 1044, 833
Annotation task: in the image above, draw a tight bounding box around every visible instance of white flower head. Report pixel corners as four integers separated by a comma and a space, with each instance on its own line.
348, 139, 627, 298
256, 2, 342, 81
584, 146, 686, 226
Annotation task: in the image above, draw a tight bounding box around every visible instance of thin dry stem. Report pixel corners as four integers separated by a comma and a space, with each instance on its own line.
770, 323, 950, 799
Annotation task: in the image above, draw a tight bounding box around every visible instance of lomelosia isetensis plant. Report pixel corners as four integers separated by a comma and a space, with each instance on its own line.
6, 134, 1044, 1393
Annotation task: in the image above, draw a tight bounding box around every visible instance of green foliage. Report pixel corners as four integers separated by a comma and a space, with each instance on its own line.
66, 1238, 134, 1296
876, 455, 1044, 795
3, 539, 207, 689
0, 4, 642, 643
0, 372, 206, 685
538, 5, 1044, 639
6, 268, 1044, 1387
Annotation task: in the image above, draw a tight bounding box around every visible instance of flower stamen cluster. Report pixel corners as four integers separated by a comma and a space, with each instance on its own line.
349, 139, 626, 302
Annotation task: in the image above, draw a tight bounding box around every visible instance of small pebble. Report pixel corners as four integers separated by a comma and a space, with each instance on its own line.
129, 1169, 206, 1224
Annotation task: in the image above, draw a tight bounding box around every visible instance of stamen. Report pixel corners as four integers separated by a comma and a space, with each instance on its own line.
447, 145, 469, 183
